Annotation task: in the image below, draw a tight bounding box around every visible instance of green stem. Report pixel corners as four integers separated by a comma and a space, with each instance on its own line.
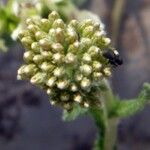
90, 107, 118, 150
103, 118, 118, 150
90, 107, 106, 150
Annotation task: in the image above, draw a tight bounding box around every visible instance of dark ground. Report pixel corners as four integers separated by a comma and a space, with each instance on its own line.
0, 0, 150, 150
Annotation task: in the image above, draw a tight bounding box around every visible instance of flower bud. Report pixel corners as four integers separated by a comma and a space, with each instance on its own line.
52, 53, 64, 64
79, 19, 93, 32
68, 20, 79, 30
55, 28, 65, 43
93, 61, 102, 71
21, 36, 33, 48
40, 19, 51, 32
24, 51, 34, 62
80, 64, 92, 76
93, 72, 103, 80
65, 53, 76, 64
68, 41, 80, 54
27, 24, 39, 34
80, 38, 92, 50
30, 72, 46, 85
82, 53, 92, 63
18, 11, 116, 110
48, 11, 60, 21
103, 68, 111, 76
40, 62, 55, 72
47, 77, 57, 87
35, 31, 47, 41
80, 77, 91, 90
40, 51, 52, 60
88, 46, 100, 57
33, 55, 44, 64
31, 42, 40, 53
52, 19, 65, 29
51, 43, 64, 53
66, 28, 78, 44
18, 30, 29, 39
57, 79, 69, 89
74, 93, 82, 103
53, 67, 65, 77
70, 83, 78, 92
39, 38, 52, 50
75, 73, 83, 81
83, 102, 89, 108
82, 26, 95, 38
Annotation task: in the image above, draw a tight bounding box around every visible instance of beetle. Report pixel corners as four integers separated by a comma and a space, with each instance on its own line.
103, 49, 123, 67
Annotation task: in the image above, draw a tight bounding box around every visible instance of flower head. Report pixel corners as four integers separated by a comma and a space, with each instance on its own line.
18, 11, 114, 110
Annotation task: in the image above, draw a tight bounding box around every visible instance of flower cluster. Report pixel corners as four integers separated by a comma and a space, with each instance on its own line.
18, 11, 113, 110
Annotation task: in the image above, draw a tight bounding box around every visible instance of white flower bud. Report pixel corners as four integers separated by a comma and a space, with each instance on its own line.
40, 51, 52, 60
88, 46, 100, 57
40, 19, 51, 31
18, 30, 29, 39
31, 42, 40, 53
84, 102, 89, 108
53, 19, 65, 28
93, 72, 103, 80
35, 31, 47, 41
103, 37, 111, 45
30, 72, 46, 85
65, 53, 76, 64
74, 94, 82, 103
80, 64, 92, 76
47, 77, 57, 87
33, 55, 44, 64
75, 73, 83, 81
47, 88, 53, 95
24, 51, 34, 62
82, 53, 92, 63
39, 38, 52, 50
40, 62, 55, 72
21, 36, 33, 48
68, 41, 80, 54
70, 83, 78, 92
51, 43, 64, 53
82, 26, 95, 37
103, 68, 111, 76
52, 53, 64, 63
55, 28, 65, 43
66, 28, 78, 44
93, 61, 102, 71
48, 11, 60, 20
53, 67, 65, 77
27, 24, 39, 34
57, 80, 69, 89
68, 20, 79, 29
50, 100, 57, 106
81, 78, 91, 89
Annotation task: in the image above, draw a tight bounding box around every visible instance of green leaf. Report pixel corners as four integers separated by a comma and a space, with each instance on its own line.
112, 83, 150, 118
62, 104, 87, 121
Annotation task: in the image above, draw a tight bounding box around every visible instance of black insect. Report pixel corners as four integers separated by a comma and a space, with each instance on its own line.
103, 49, 123, 67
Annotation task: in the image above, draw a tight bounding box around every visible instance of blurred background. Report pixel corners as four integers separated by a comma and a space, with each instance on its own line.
0, 0, 150, 150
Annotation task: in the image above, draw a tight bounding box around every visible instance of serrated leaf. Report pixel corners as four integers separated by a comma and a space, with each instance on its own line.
111, 82, 150, 118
